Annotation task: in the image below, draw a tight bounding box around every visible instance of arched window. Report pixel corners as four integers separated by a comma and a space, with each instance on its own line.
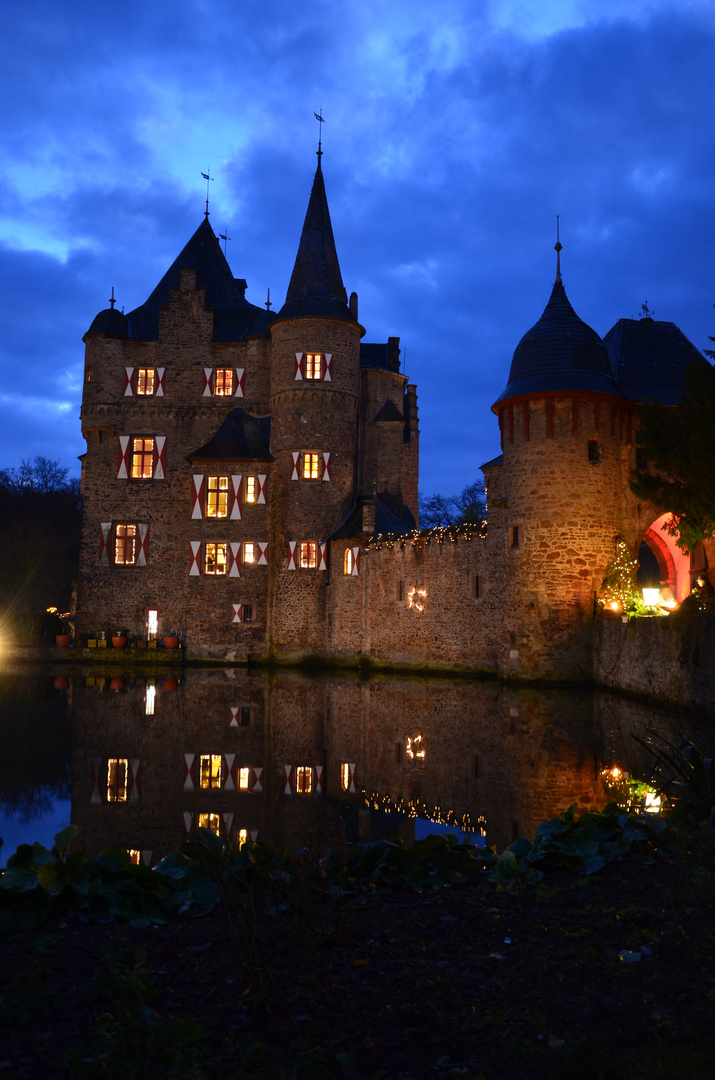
344, 548, 354, 575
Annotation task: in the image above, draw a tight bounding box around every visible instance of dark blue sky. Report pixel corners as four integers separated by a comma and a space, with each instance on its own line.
1, 0, 714, 496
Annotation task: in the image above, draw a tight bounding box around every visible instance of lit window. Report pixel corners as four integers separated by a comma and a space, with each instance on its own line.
243, 542, 255, 564
137, 368, 155, 395
128, 849, 141, 865
238, 828, 248, 847
344, 548, 354, 575
206, 475, 229, 518
205, 542, 227, 575
295, 766, 313, 794
198, 812, 220, 834
238, 767, 250, 791
242, 603, 253, 623
107, 758, 128, 802
131, 437, 154, 479
214, 368, 234, 396
302, 452, 319, 479
305, 353, 322, 380
115, 524, 137, 565
299, 542, 317, 569
245, 475, 257, 503
199, 754, 222, 789
144, 683, 156, 716
146, 608, 158, 640
340, 762, 350, 791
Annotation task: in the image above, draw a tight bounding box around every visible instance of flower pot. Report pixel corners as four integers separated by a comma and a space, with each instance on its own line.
163, 635, 180, 649
55, 634, 71, 647
111, 636, 127, 648
162, 678, 179, 691
109, 677, 125, 691
54, 675, 70, 690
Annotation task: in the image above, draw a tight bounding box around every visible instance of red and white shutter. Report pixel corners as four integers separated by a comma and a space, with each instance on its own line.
228, 542, 241, 578
189, 541, 201, 576
91, 759, 102, 804
128, 759, 141, 803
250, 829, 258, 842
257, 542, 269, 565
183, 754, 195, 791
223, 754, 236, 791
234, 368, 245, 397
257, 475, 267, 504
203, 368, 213, 396
230, 706, 239, 727
99, 522, 111, 565
141, 851, 153, 867
232, 603, 242, 624
117, 435, 131, 478
351, 546, 360, 576
291, 452, 300, 480
323, 353, 332, 381
153, 436, 166, 479
230, 474, 242, 520
318, 543, 327, 571
322, 452, 331, 481
156, 368, 166, 396
347, 763, 357, 793
315, 765, 324, 794
252, 767, 264, 792
283, 765, 293, 795
183, 812, 193, 835
124, 368, 135, 396
223, 813, 234, 842
191, 475, 204, 519
294, 352, 304, 380
136, 524, 149, 566
287, 541, 297, 570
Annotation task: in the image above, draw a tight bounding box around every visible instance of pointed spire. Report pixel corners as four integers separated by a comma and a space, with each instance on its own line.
278, 155, 355, 322
554, 215, 562, 284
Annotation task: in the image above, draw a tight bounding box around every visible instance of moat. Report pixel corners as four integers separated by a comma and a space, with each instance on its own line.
1, 665, 710, 867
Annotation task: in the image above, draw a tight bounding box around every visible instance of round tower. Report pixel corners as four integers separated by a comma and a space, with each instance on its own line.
491, 243, 634, 678
268, 154, 364, 653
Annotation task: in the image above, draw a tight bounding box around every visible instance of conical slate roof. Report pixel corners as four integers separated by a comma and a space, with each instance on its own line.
277, 160, 355, 322
494, 277, 625, 406
111, 218, 271, 342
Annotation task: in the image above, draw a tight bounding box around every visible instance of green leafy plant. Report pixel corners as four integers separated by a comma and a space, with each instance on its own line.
632, 732, 715, 832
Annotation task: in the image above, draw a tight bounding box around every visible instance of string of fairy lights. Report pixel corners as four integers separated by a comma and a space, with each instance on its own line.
361, 787, 486, 836
366, 522, 488, 552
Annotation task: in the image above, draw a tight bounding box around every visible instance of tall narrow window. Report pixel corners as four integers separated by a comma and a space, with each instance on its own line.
511, 526, 520, 549
344, 548, 354, 575
240, 706, 251, 726
214, 368, 234, 396
131, 438, 154, 479
295, 766, 313, 794
144, 683, 156, 716
302, 452, 319, 479
115, 524, 137, 565
205, 543, 227, 575
238, 767, 250, 791
206, 475, 229, 518
243, 542, 255, 564
300, 542, 317, 569
340, 762, 351, 791
245, 475, 257, 503
107, 758, 128, 802
242, 603, 253, 623
137, 368, 155, 395
199, 755, 222, 789
305, 353, 322, 380
237, 828, 248, 847
146, 608, 158, 640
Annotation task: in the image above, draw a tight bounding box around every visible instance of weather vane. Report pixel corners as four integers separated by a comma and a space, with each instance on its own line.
314, 109, 324, 160
265, 288, 272, 311
201, 170, 214, 217
554, 214, 562, 283
109, 286, 116, 310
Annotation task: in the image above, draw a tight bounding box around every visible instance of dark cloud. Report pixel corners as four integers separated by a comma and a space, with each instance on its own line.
0, 1, 714, 497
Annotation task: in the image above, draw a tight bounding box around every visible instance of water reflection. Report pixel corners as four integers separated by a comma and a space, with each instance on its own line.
1, 667, 711, 867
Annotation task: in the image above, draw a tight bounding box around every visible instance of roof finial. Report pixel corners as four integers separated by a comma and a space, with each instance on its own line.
201, 170, 214, 217
554, 215, 562, 284
265, 287, 272, 310
314, 109, 325, 166
109, 286, 116, 310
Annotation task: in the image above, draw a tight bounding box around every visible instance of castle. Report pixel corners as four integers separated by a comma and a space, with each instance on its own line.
76, 153, 707, 680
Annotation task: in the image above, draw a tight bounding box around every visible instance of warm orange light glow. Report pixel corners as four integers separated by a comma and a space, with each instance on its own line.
609, 601, 620, 612
407, 587, 427, 612
406, 735, 426, 760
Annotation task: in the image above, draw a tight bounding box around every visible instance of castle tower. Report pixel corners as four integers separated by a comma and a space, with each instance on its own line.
488, 245, 634, 678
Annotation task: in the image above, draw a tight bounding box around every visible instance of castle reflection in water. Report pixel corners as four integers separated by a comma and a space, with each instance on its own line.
56, 667, 709, 863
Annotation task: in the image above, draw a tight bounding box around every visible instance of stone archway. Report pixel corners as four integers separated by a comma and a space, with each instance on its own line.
641, 513, 691, 602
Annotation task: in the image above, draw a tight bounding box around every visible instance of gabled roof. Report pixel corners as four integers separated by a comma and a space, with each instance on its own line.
277, 160, 355, 323
106, 218, 270, 342
494, 277, 626, 407
604, 317, 703, 405
327, 494, 416, 541
187, 408, 274, 462
374, 399, 405, 423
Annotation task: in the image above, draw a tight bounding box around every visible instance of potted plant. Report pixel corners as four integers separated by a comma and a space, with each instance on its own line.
111, 629, 128, 648
55, 616, 73, 648
163, 631, 180, 649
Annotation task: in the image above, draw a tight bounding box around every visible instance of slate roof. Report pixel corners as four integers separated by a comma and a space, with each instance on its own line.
277, 160, 356, 323
494, 277, 626, 406
88, 218, 270, 342
374, 399, 405, 423
604, 317, 704, 406
360, 343, 400, 371
87, 307, 129, 336
481, 454, 503, 470
328, 495, 416, 540
187, 408, 274, 462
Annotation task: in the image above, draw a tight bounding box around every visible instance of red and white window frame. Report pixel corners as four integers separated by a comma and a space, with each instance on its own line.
293, 352, 333, 382
202, 367, 245, 398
